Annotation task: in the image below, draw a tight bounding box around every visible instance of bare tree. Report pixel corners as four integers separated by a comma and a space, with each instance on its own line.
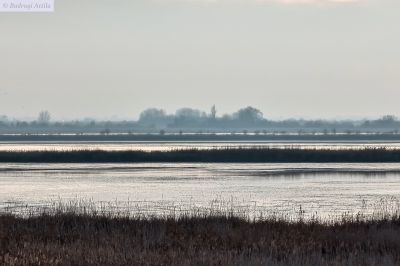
38, 111, 51, 125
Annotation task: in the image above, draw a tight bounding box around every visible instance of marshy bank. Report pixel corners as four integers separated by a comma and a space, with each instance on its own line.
1, 208, 400, 266
2, 147, 400, 163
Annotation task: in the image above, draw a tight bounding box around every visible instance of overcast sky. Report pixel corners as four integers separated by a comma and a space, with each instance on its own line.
0, 0, 399, 120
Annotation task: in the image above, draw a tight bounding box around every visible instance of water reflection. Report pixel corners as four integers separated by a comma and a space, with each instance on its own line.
1, 163, 400, 219
2, 141, 400, 152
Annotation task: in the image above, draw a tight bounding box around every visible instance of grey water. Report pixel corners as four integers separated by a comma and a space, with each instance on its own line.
1, 162, 400, 218
2, 141, 400, 151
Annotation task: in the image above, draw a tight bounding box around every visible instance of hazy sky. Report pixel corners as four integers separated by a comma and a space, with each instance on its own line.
1, 0, 399, 120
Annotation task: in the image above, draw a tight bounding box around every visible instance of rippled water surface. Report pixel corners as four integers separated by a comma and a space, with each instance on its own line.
1, 162, 400, 218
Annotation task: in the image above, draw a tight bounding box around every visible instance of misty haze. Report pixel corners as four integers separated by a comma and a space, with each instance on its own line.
1, 1, 400, 265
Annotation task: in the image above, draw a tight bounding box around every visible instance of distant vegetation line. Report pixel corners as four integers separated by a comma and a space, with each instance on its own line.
1, 107, 400, 134
3, 133, 400, 142
2, 148, 400, 163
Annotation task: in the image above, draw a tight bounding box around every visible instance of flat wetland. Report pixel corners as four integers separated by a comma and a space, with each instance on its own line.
2, 140, 400, 265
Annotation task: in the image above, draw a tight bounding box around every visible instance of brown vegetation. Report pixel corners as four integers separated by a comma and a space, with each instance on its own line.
1, 211, 400, 266
2, 147, 400, 163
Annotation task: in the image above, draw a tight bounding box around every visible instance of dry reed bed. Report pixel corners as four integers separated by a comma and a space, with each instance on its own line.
2, 147, 400, 163
1, 204, 400, 266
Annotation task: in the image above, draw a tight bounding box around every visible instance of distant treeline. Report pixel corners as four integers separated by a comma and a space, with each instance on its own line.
3, 133, 400, 142
1, 107, 400, 134
2, 148, 400, 163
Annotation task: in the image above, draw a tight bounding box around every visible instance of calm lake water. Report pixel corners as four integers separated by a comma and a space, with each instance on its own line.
2, 141, 400, 151
1, 162, 400, 219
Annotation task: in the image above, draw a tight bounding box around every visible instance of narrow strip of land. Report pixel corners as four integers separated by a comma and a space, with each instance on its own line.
1, 148, 400, 163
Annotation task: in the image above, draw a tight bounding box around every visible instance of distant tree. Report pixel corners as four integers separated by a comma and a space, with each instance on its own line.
234, 106, 263, 125
210, 105, 217, 120
138, 108, 170, 128
362, 115, 399, 129
17, 121, 28, 127
173, 108, 204, 127
38, 111, 51, 125
378, 115, 398, 127
139, 108, 166, 123
176, 108, 202, 119
0, 115, 8, 122
382, 115, 397, 122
